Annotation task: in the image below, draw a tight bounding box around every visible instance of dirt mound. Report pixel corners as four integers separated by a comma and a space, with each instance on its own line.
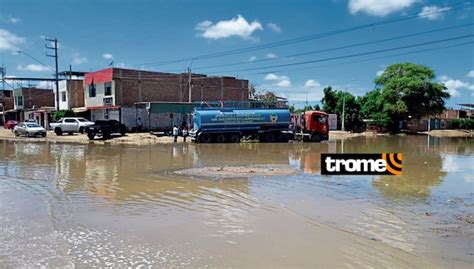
173, 164, 298, 178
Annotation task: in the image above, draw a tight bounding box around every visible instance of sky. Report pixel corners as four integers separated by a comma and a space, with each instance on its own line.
1, 0, 473, 108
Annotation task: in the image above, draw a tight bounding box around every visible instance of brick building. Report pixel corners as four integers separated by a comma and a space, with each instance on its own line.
12, 87, 55, 127
405, 109, 470, 132
83, 68, 249, 129
0, 89, 14, 125
56, 71, 86, 110
0, 89, 14, 110
57, 79, 85, 110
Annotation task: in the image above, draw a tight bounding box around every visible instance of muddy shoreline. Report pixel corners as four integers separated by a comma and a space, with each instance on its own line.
0, 128, 471, 146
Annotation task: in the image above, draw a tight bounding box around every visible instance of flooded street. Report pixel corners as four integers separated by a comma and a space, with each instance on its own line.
0, 136, 472, 268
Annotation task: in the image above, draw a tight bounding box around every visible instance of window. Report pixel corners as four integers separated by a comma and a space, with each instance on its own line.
64, 119, 76, 123
61, 92, 66, 102
88, 84, 96, 97
104, 82, 112, 96
16, 96, 23, 106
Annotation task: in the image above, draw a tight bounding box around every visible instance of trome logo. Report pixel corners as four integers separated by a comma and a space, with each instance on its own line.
321, 153, 402, 175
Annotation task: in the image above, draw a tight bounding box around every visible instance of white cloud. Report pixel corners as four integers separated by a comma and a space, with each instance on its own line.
0, 29, 25, 52
6, 16, 21, 24
102, 53, 114, 60
248, 55, 257, 62
72, 52, 88, 65
376, 69, 385, 76
304, 79, 321, 88
348, 0, 417, 16
267, 23, 281, 33
467, 70, 474, 78
264, 73, 291, 87
265, 53, 278, 59
195, 15, 263, 40
440, 75, 474, 97
17, 64, 50, 72
418, 6, 451, 20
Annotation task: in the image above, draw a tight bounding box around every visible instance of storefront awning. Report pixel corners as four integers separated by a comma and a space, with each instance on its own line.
86, 106, 121, 110
72, 107, 88, 113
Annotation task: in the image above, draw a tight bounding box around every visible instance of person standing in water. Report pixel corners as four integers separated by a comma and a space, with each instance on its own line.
172, 125, 179, 142
182, 126, 188, 142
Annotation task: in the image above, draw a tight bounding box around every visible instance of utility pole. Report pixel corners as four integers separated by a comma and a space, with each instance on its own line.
341, 95, 346, 131
0, 65, 5, 91
187, 57, 196, 103
188, 67, 192, 103
46, 37, 59, 110
0, 65, 5, 125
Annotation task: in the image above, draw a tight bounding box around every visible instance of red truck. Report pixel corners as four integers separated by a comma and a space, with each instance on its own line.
291, 111, 329, 142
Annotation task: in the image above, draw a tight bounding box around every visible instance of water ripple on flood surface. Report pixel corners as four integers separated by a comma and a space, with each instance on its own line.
0, 137, 473, 267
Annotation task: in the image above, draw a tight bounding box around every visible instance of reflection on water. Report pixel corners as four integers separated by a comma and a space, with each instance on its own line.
0, 136, 472, 268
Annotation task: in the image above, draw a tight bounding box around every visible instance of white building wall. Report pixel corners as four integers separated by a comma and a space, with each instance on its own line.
121, 107, 187, 131
90, 108, 120, 122
84, 81, 115, 107
57, 80, 69, 110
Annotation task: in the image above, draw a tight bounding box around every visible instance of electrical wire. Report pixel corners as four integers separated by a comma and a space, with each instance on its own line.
204, 34, 474, 74
249, 40, 474, 75
133, 1, 471, 68
190, 23, 474, 71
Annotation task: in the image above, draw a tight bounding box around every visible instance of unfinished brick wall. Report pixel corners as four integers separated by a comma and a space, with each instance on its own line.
67, 80, 85, 108
22, 88, 54, 109
109, 68, 249, 106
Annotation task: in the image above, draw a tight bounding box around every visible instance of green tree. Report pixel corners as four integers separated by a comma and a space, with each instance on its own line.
257, 91, 278, 102
360, 89, 391, 127
321, 86, 362, 131
321, 86, 337, 113
373, 62, 450, 131
289, 105, 296, 113
249, 83, 257, 100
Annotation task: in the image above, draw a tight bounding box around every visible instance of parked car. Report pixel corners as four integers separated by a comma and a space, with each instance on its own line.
13, 122, 47, 137
49, 117, 95, 136
85, 120, 127, 140
4, 120, 18, 130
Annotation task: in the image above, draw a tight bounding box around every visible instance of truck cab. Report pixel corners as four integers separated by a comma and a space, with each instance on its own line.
296, 111, 329, 142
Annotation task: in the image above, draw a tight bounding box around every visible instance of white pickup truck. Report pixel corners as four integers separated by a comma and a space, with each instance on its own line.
50, 117, 95, 135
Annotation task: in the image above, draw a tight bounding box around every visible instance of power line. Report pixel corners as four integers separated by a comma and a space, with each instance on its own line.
205, 34, 474, 74
190, 23, 474, 71
250, 40, 474, 75
133, 1, 470, 68
17, 50, 55, 71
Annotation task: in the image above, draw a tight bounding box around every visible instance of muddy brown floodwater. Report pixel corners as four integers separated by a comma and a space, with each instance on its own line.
0, 136, 472, 268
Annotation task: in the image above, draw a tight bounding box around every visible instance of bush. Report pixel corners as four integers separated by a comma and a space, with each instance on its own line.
451, 118, 474, 129
53, 110, 76, 122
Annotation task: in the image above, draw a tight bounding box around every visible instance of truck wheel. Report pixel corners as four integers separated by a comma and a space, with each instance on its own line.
55, 128, 63, 136
87, 133, 95, 140
310, 133, 321, 142
278, 133, 289, 143
79, 127, 84, 134
216, 134, 226, 143
264, 132, 276, 143
199, 133, 212, 143
102, 130, 111, 140
229, 134, 241, 143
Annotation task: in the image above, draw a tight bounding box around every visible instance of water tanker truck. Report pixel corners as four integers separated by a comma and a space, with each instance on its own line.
190, 107, 329, 143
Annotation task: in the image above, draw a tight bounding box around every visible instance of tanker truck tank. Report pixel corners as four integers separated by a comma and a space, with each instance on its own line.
191, 107, 291, 143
